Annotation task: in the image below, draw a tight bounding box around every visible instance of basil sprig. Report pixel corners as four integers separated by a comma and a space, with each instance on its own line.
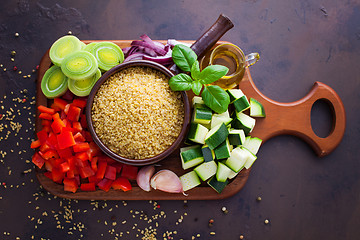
169, 44, 230, 113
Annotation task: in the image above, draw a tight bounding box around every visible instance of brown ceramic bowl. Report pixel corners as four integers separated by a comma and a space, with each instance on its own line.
86, 60, 191, 166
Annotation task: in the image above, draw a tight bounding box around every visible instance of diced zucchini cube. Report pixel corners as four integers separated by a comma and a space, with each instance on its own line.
193, 105, 212, 125
214, 138, 232, 160
243, 136, 262, 155
201, 144, 215, 162
228, 129, 246, 146
233, 95, 250, 112
250, 98, 266, 117
226, 89, 245, 103
194, 161, 217, 181
180, 171, 201, 192
232, 112, 255, 135
205, 123, 229, 150
216, 162, 232, 182
207, 176, 228, 193
242, 147, 258, 169
180, 145, 204, 170
211, 113, 232, 129
187, 123, 209, 144
224, 147, 248, 172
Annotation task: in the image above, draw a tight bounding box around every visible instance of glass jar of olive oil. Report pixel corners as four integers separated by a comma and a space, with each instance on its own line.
200, 43, 259, 89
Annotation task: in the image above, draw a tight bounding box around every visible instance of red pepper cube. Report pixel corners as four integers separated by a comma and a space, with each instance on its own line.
51, 113, 66, 134
91, 156, 98, 172
53, 97, 68, 110
39, 142, 52, 153
63, 178, 78, 193
121, 164, 138, 180
46, 132, 58, 148
50, 103, 61, 112
105, 165, 117, 180
67, 105, 81, 122
38, 105, 56, 115
112, 162, 123, 173
37, 129, 48, 144
73, 142, 90, 153
79, 165, 95, 179
30, 139, 41, 149
72, 98, 87, 108
39, 112, 53, 120
88, 175, 101, 184
41, 149, 59, 160
80, 114, 88, 128
32, 152, 45, 169
80, 182, 96, 192
51, 167, 65, 183
41, 119, 52, 126
66, 169, 75, 179
57, 147, 73, 159
112, 177, 132, 192
59, 162, 70, 173
74, 132, 86, 143
97, 178, 113, 192
72, 121, 83, 133
95, 161, 107, 179
57, 130, 75, 149
75, 151, 89, 162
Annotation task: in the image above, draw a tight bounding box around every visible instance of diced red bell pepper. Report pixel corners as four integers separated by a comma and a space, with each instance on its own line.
51, 113, 65, 134
57, 130, 75, 149
80, 114, 88, 128
72, 98, 87, 108
57, 147, 73, 159
83, 130, 93, 142
120, 165, 138, 180
79, 165, 95, 179
105, 165, 117, 180
50, 103, 61, 112
112, 162, 123, 173
32, 152, 45, 169
53, 98, 68, 110
30, 139, 41, 149
37, 129, 48, 144
59, 162, 70, 173
74, 132, 86, 142
75, 151, 89, 162
73, 142, 90, 153
63, 178, 78, 193
112, 177, 132, 192
91, 156, 98, 172
88, 175, 101, 184
42, 125, 51, 133
72, 121, 83, 133
97, 178, 113, 192
38, 105, 56, 115
80, 182, 96, 192
75, 158, 87, 168
88, 141, 101, 156
39, 112, 53, 120
41, 119, 52, 126
51, 167, 65, 183
41, 149, 59, 160
66, 169, 75, 178
46, 132, 58, 148
39, 142, 52, 153
95, 161, 107, 179
67, 105, 81, 122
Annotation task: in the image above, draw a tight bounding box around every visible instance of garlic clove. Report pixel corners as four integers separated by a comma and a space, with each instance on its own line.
150, 169, 183, 193
136, 165, 155, 192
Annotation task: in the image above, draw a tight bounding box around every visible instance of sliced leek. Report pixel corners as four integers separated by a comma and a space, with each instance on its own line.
68, 69, 101, 97
49, 35, 83, 66
61, 50, 98, 81
90, 42, 124, 71
41, 66, 68, 98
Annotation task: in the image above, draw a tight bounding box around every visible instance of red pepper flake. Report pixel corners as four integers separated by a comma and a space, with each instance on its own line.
0, 114, 3, 120
22, 98, 26, 103
157, 204, 161, 209
36, 65, 39, 70
13, 66, 17, 71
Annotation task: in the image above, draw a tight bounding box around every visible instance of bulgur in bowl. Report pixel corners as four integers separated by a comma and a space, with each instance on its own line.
86, 60, 191, 166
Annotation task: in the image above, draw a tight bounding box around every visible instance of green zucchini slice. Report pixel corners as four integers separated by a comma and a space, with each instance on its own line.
49, 35, 83, 66
61, 50, 98, 81
90, 42, 124, 71
41, 66, 68, 99
68, 69, 101, 97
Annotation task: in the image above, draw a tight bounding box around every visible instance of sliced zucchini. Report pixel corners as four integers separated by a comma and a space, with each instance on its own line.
68, 68, 101, 97
49, 35, 83, 66
201, 144, 215, 162
187, 123, 209, 144
228, 167, 243, 179
41, 66, 69, 99
194, 161, 217, 181
214, 138, 232, 160
193, 105, 212, 125
210, 113, 232, 129
228, 129, 246, 146
226, 89, 245, 103
243, 136, 262, 155
250, 98, 266, 117
180, 171, 201, 192
216, 162, 232, 182
90, 42, 124, 71
232, 112, 256, 134
205, 123, 229, 150
224, 147, 248, 172
233, 95, 250, 112
180, 145, 204, 170
242, 147, 258, 169
207, 176, 228, 193
61, 50, 98, 81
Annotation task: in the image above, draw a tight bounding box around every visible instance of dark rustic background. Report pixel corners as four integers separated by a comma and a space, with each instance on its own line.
0, 0, 359, 239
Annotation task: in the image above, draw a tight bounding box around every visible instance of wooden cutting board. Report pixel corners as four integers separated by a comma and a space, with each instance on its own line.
35, 40, 346, 200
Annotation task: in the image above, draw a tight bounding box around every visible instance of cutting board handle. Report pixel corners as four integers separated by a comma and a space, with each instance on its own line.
241, 70, 346, 157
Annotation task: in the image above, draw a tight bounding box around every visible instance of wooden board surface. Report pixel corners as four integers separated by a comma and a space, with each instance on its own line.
35, 40, 345, 200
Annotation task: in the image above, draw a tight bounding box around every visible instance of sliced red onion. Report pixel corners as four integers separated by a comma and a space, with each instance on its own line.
131, 40, 167, 56
123, 53, 146, 62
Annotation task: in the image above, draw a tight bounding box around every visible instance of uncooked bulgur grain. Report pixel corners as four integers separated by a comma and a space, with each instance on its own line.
91, 66, 184, 159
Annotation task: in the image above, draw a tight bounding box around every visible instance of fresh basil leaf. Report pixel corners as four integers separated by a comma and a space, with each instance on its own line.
201, 85, 230, 113
199, 65, 229, 84
192, 81, 203, 96
191, 61, 201, 81
168, 73, 193, 91
172, 44, 197, 72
